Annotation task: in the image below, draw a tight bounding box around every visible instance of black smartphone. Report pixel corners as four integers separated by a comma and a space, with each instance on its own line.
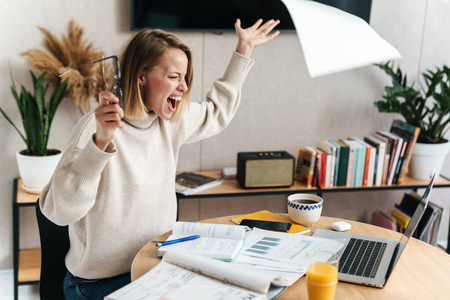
240, 219, 292, 232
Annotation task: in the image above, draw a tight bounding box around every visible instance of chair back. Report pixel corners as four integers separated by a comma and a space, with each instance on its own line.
36, 198, 70, 300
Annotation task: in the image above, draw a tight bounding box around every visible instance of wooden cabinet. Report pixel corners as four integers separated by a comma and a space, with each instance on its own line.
13, 178, 40, 300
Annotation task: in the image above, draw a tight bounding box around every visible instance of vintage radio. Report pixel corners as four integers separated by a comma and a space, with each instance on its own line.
237, 151, 295, 188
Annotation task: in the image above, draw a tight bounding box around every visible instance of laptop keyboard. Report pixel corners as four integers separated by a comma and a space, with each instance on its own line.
339, 238, 387, 278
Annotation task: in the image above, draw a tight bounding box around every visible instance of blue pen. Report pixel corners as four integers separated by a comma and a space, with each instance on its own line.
156, 235, 201, 247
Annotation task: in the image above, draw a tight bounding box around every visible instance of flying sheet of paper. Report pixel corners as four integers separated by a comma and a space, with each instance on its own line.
281, 0, 401, 77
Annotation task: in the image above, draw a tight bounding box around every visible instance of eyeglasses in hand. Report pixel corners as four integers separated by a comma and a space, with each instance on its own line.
59, 55, 123, 107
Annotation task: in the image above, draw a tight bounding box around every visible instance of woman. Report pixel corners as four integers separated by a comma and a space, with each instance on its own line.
40, 18, 279, 299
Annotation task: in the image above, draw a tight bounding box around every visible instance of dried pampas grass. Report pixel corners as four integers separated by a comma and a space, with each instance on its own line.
22, 20, 107, 114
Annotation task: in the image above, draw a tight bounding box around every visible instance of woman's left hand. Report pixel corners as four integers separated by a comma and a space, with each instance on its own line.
235, 18, 280, 57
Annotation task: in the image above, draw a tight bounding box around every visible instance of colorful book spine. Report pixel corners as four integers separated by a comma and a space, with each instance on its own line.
327, 140, 341, 186
390, 119, 420, 183
344, 139, 364, 187
376, 131, 401, 185
318, 150, 327, 188
390, 208, 411, 231
340, 140, 354, 187
317, 141, 335, 187
364, 135, 385, 186
294, 147, 316, 187
372, 210, 397, 231
352, 137, 375, 186
372, 132, 391, 185
335, 140, 349, 186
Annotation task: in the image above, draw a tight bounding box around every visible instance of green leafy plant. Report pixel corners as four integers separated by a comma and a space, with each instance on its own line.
0, 70, 67, 156
374, 61, 450, 144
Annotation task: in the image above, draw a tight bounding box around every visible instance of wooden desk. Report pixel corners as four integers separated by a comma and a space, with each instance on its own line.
131, 215, 450, 299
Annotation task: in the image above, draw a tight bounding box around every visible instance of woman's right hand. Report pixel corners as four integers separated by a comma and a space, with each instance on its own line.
94, 91, 125, 151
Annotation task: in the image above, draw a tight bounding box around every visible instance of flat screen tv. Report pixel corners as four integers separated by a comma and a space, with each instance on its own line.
131, 0, 372, 33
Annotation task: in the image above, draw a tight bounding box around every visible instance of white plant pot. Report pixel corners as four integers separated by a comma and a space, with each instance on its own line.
408, 141, 450, 180
16, 150, 62, 194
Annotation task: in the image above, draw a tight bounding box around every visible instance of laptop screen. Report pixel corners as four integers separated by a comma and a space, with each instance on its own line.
385, 174, 435, 279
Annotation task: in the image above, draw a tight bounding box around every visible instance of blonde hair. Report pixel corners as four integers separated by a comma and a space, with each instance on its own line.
120, 29, 193, 120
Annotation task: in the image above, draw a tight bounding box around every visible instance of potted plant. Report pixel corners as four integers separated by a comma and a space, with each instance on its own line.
0, 70, 67, 193
374, 61, 450, 180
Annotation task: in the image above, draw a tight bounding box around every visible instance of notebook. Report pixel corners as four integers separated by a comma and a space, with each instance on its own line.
313, 174, 435, 288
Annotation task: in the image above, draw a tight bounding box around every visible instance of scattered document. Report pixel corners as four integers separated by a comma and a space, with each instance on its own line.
105, 251, 285, 300
239, 228, 344, 264
157, 222, 250, 260
281, 0, 401, 77
230, 228, 344, 285
232, 255, 306, 287
108, 226, 345, 300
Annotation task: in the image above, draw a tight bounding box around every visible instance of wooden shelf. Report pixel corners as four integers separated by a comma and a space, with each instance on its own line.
178, 170, 450, 197
18, 248, 41, 283
319, 174, 450, 191
179, 170, 316, 198
16, 179, 39, 205
13, 178, 41, 299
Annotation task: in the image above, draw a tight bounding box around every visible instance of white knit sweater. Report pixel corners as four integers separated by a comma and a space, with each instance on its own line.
40, 51, 254, 279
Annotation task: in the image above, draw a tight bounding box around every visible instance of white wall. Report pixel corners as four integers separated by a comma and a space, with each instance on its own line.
1, 0, 449, 270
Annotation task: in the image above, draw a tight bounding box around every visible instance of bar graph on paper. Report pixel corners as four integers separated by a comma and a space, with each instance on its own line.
244, 236, 313, 260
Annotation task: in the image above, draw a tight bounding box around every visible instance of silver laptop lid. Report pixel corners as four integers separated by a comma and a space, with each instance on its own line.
385, 173, 435, 280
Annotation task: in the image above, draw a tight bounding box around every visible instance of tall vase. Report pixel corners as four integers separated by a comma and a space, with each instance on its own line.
16, 149, 62, 194
408, 141, 450, 180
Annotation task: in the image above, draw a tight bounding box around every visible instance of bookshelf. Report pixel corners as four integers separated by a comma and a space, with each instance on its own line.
12, 178, 40, 300
175, 170, 450, 254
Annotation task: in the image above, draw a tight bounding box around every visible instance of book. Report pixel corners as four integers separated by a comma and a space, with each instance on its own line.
388, 131, 408, 184
157, 222, 249, 260
294, 147, 317, 187
317, 149, 327, 188
231, 210, 311, 234
418, 205, 438, 243
349, 137, 369, 186
344, 139, 364, 187
389, 119, 421, 183
371, 132, 391, 184
317, 141, 336, 187
105, 251, 286, 300
427, 202, 444, 246
377, 131, 403, 185
175, 172, 222, 195
335, 140, 350, 186
390, 207, 411, 232
364, 135, 386, 186
312, 150, 322, 187
351, 137, 375, 186
327, 140, 341, 186
339, 139, 355, 186
371, 210, 397, 231
395, 192, 437, 242
392, 135, 409, 183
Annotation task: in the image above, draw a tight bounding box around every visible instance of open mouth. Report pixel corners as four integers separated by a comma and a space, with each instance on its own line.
167, 96, 181, 112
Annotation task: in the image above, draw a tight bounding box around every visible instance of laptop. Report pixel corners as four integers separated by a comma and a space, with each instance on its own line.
313, 174, 435, 288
